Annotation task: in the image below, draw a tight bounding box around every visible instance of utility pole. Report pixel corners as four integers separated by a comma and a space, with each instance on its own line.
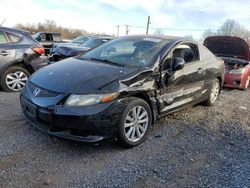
116, 25, 120, 37
146, 16, 150, 35
125, 25, 130, 35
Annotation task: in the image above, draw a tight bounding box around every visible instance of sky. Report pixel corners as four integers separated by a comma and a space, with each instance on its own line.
1, 0, 250, 39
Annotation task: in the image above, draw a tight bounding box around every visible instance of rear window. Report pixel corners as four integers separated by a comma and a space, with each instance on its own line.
0, 32, 8, 44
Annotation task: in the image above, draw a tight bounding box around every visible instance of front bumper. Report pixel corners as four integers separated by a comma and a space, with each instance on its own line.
20, 96, 125, 142
224, 73, 245, 89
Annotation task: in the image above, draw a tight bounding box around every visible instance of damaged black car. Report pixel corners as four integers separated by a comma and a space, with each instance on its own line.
20, 35, 224, 147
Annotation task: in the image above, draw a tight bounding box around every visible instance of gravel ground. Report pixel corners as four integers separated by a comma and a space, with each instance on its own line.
0, 88, 249, 188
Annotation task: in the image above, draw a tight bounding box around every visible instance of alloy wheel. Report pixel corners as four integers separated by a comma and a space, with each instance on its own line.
5, 71, 28, 91
210, 81, 219, 103
124, 106, 149, 142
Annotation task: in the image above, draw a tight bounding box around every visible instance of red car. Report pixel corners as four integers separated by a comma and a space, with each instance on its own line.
204, 36, 250, 90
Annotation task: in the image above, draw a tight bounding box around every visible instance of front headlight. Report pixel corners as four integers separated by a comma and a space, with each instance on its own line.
65, 93, 119, 107
229, 68, 246, 75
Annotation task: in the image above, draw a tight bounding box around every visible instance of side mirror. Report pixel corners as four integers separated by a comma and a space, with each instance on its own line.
172, 58, 185, 71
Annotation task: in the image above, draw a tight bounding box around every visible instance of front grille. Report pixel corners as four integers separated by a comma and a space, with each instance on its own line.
27, 82, 61, 98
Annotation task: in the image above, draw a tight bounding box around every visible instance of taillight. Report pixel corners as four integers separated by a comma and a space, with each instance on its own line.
32, 47, 45, 55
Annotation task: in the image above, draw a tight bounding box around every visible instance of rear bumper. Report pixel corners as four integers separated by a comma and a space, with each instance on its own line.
29, 56, 50, 71
20, 97, 125, 142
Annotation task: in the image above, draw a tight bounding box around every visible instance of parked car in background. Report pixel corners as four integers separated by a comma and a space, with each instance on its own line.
20, 35, 224, 147
50, 35, 91, 53
0, 27, 45, 92
49, 35, 91, 56
49, 36, 113, 62
71, 35, 91, 44
204, 36, 250, 90
33, 32, 63, 55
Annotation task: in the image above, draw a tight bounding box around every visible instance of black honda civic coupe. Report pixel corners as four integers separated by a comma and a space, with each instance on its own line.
20, 35, 224, 147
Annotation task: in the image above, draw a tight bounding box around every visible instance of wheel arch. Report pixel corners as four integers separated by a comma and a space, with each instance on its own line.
0, 59, 34, 75
131, 92, 158, 124
217, 76, 223, 93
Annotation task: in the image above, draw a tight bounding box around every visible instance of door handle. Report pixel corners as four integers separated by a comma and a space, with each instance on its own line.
0, 51, 11, 56
197, 68, 203, 74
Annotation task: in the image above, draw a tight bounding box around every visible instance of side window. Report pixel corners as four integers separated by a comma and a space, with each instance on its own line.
7, 33, 21, 43
39, 33, 46, 42
52, 33, 61, 42
172, 44, 199, 63
163, 43, 200, 70
46, 34, 53, 42
0, 32, 8, 44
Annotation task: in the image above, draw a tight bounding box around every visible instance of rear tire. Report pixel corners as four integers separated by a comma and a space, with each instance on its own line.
203, 79, 220, 106
117, 98, 152, 148
0, 66, 30, 92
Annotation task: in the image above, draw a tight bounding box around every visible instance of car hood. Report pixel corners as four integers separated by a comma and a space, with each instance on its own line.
52, 46, 90, 57
30, 58, 139, 94
204, 36, 250, 61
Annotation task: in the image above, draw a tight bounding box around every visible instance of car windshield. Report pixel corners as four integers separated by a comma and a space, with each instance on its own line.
80, 37, 170, 67
80, 38, 110, 49
72, 36, 89, 43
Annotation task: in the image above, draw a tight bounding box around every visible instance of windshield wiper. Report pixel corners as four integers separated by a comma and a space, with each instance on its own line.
90, 58, 125, 67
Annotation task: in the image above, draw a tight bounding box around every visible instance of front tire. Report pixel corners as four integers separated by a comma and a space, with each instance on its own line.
203, 79, 220, 106
117, 98, 152, 148
0, 66, 30, 92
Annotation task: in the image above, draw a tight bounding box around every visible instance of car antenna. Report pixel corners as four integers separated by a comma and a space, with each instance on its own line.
0, 18, 6, 26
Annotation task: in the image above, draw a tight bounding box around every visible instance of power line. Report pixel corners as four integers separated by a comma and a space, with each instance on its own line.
125, 24, 217, 31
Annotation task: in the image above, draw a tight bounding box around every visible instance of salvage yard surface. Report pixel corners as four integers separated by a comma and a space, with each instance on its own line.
0, 89, 249, 187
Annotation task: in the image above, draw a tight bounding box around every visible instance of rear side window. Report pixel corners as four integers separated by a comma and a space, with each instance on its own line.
0, 32, 8, 44
53, 33, 61, 42
7, 33, 21, 43
199, 44, 215, 60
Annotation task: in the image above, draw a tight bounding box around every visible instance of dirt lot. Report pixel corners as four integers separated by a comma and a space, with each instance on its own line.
0, 89, 249, 188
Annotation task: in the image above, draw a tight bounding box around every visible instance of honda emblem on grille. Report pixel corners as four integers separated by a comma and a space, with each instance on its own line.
33, 88, 41, 97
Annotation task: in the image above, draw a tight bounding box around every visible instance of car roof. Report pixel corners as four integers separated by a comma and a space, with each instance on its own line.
118, 34, 190, 43
35, 31, 61, 35
89, 36, 114, 40
0, 26, 30, 35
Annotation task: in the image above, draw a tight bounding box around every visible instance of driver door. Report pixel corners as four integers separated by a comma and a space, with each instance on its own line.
157, 43, 204, 115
